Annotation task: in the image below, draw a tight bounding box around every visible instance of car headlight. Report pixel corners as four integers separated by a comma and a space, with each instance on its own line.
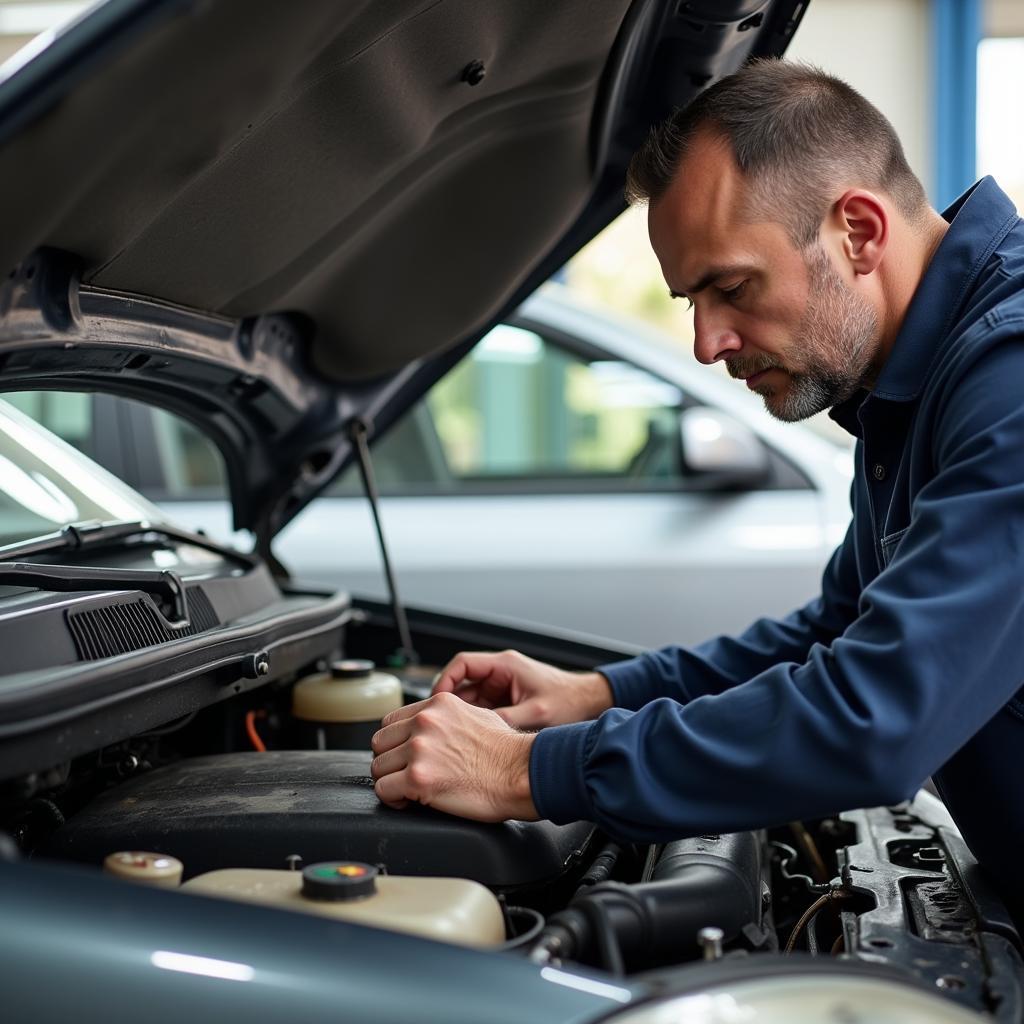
608, 973, 987, 1024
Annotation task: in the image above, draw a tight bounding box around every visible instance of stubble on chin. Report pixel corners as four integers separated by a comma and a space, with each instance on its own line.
757, 247, 877, 422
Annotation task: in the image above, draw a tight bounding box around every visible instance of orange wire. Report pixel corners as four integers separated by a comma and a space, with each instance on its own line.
245, 710, 267, 752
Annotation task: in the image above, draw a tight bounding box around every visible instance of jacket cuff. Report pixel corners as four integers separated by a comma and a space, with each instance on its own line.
529, 720, 598, 824
599, 656, 659, 710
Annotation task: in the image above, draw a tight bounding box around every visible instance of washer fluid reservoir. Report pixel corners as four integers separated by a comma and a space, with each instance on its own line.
292, 659, 403, 749
182, 862, 505, 948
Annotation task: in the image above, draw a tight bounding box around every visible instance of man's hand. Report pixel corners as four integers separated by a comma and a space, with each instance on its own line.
370, 691, 539, 821
432, 649, 613, 729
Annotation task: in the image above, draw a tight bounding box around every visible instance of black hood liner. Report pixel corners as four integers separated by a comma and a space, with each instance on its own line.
0, 0, 634, 380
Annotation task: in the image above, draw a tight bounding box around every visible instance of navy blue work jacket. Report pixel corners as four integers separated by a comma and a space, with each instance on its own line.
530, 177, 1024, 919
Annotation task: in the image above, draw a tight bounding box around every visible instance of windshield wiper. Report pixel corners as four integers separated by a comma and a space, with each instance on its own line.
0, 562, 190, 629
0, 519, 255, 568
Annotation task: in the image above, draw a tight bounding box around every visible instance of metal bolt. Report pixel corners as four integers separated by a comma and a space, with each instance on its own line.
698, 926, 724, 961
242, 651, 271, 679
285, 854, 303, 872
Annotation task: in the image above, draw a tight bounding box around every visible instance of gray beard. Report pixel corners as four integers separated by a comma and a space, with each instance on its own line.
730, 243, 878, 422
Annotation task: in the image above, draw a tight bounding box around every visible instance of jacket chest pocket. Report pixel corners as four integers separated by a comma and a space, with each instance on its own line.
879, 525, 910, 568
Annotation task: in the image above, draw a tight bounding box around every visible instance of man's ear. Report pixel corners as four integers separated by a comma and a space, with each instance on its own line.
830, 189, 888, 276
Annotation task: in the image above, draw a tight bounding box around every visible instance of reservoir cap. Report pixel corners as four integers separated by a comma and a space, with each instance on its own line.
302, 861, 378, 901
330, 659, 375, 680
104, 850, 183, 887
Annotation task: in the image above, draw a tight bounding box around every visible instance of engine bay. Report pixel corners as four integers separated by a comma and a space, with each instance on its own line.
2, 613, 1023, 1023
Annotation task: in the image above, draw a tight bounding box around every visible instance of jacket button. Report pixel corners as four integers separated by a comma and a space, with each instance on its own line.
873, 463, 886, 481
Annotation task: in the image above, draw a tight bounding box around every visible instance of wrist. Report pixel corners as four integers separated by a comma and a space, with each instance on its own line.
577, 671, 614, 719
500, 730, 538, 820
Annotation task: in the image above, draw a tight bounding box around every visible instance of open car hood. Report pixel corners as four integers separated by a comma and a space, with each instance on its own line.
0, 0, 805, 549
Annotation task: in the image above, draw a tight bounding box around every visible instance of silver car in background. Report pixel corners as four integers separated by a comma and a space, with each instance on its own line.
15, 288, 853, 650
270, 289, 853, 648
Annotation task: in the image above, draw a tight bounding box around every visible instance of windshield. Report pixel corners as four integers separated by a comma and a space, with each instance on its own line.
0, 398, 168, 547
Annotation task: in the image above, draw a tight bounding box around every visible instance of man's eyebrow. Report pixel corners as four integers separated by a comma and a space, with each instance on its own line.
669, 264, 757, 300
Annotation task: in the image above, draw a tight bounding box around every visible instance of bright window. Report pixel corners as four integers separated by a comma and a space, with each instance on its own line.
977, 37, 1024, 213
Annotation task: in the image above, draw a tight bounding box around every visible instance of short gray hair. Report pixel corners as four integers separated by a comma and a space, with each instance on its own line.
625, 59, 928, 245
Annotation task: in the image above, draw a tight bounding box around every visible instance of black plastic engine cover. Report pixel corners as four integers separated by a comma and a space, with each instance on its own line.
45, 751, 595, 890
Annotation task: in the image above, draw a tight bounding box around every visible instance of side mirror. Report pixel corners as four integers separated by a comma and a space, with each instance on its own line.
679, 406, 770, 488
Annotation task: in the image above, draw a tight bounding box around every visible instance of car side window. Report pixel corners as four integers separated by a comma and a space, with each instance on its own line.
141, 407, 227, 499
429, 325, 684, 485
329, 324, 686, 496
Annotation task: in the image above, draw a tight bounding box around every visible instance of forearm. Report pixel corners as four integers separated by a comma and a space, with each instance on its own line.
601, 609, 839, 710
531, 637, 940, 839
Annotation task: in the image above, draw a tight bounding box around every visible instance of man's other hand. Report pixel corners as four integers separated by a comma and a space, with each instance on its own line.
432, 649, 613, 729
370, 691, 539, 821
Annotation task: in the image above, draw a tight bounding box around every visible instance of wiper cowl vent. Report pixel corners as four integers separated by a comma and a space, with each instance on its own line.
66, 587, 219, 662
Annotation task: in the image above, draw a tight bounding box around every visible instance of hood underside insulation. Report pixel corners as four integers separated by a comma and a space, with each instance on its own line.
0, 0, 632, 380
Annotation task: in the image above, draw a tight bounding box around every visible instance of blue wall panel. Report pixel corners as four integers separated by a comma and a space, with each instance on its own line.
933, 0, 982, 208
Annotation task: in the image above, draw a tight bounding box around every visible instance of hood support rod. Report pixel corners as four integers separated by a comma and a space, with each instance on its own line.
348, 418, 416, 665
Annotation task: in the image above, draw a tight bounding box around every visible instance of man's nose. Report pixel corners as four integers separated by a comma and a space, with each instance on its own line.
692, 307, 742, 365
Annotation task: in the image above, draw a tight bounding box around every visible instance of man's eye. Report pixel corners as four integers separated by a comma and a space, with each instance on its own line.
720, 281, 747, 302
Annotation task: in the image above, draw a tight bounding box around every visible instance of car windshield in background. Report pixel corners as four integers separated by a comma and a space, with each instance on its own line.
0, 397, 166, 547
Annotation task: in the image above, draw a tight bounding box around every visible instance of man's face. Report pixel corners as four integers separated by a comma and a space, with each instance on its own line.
648, 132, 879, 421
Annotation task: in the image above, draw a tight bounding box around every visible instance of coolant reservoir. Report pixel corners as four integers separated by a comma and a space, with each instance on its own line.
292, 659, 403, 749
104, 851, 183, 888
182, 862, 505, 948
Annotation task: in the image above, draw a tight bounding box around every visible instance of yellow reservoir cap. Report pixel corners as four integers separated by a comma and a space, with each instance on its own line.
104, 851, 183, 887
292, 661, 403, 723
182, 869, 505, 948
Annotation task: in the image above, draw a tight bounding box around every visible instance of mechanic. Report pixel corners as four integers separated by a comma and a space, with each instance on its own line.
370, 59, 1024, 923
